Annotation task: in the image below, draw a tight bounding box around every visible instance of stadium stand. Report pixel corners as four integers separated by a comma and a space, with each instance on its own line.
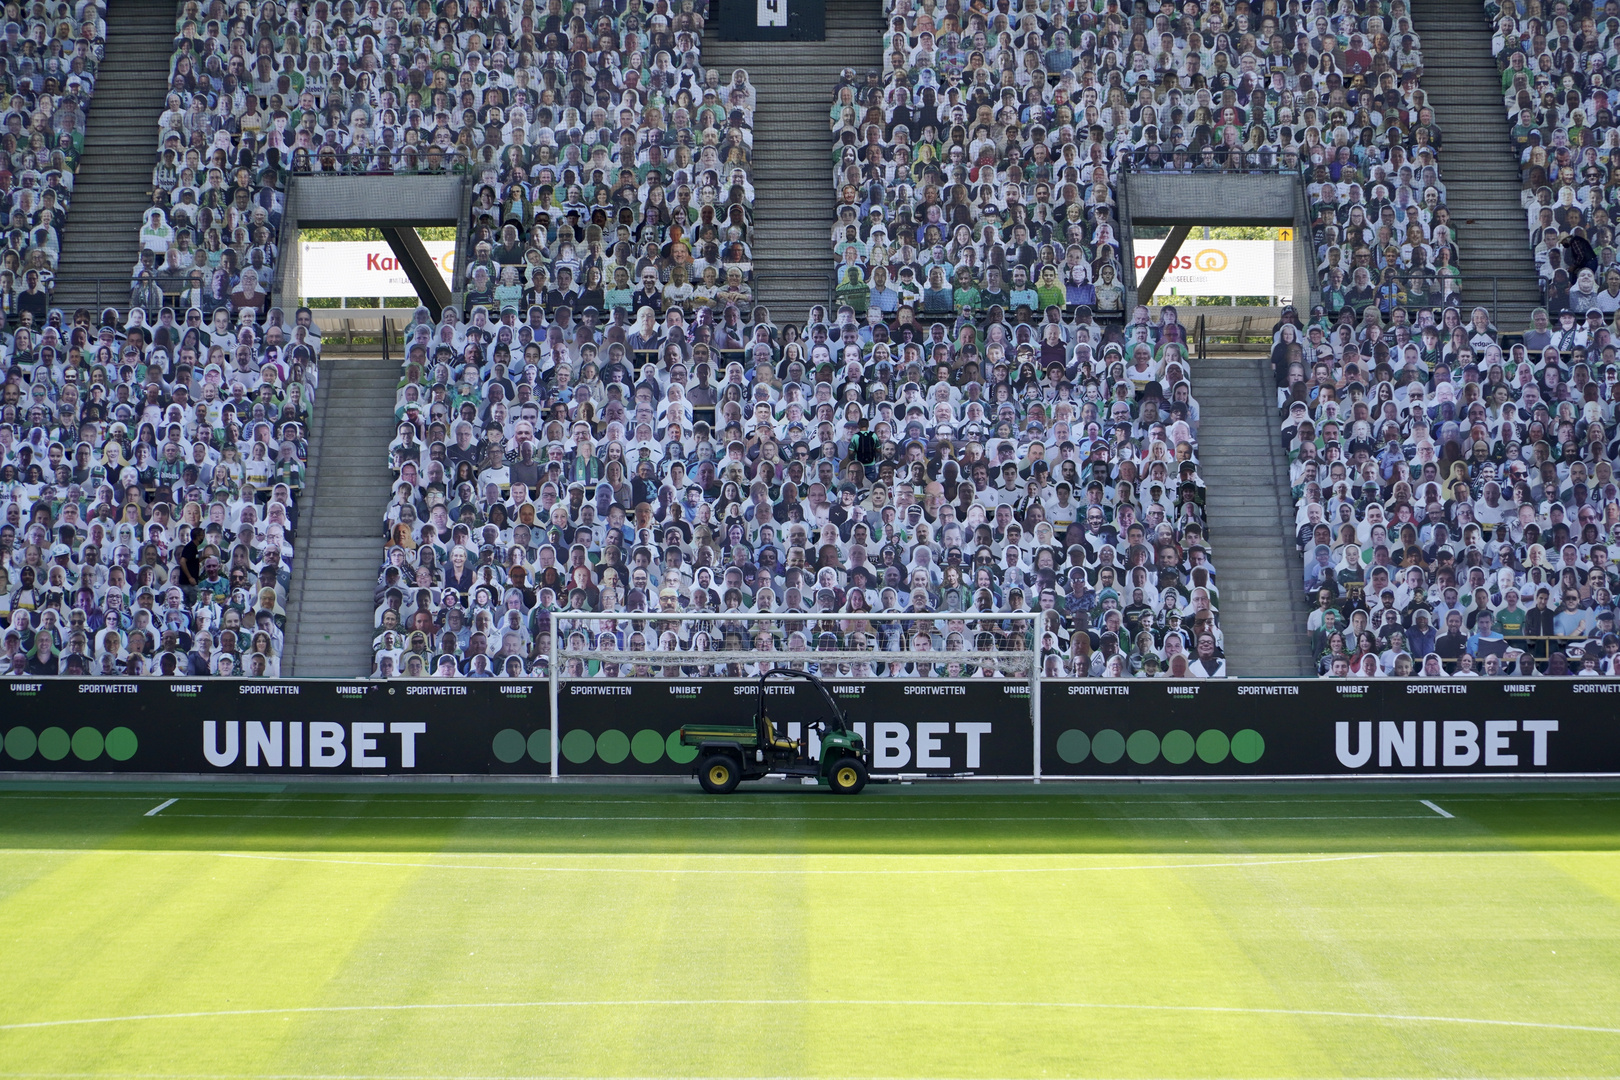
837, 0, 1457, 319
1488, 0, 1620, 319
0, 300, 320, 675
0, 0, 106, 314
51, 0, 169, 315
22, 0, 1620, 683
461, 1, 758, 324
125, 0, 294, 314
372, 287, 1228, 679
1281, 296, 1620, 678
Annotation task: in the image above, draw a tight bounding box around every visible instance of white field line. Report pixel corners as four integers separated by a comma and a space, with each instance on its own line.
0, 849, 1612, 862
143, 799, 177, 817
3, 1076, 1619, 1080
1421, 800, 1455, 819
213, 852, 1391, 875
0, 999, 1615, 1037
158, 813, 1442, 822
2, 793, 1615, 805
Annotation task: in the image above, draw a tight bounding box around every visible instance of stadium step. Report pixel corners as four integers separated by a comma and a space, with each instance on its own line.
53, 0, 176, 313
283, 353, 400, 678
1193, 353, 1315, 677
1411, 0, 1543, 330
703, 0, 883, 321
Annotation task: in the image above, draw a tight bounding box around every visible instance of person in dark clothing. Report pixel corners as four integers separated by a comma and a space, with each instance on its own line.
1563, 233, 1598, 275
1524, 587, 1558, 660
630, 459, 660, 507
16, 270, 48, 325
1434, 611, 1468, 669
177, 526, 204, 599
23, 637, 58, 676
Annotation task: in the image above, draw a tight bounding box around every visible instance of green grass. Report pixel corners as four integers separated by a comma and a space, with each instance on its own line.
1, 781, 1618, 1078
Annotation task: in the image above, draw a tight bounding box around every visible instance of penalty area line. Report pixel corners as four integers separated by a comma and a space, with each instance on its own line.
0, 999, 1616, 1037
213, 852, 1389, 875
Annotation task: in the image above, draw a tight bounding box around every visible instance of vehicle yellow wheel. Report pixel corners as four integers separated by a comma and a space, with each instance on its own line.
827, 756, 868, 794
696, 753, 741, 794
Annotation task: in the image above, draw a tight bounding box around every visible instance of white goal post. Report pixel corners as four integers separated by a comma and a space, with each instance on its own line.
547, 611, 1044, 781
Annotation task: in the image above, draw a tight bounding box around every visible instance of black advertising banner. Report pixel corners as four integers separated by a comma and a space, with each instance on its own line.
1039, 680, 1620, 777
0, 678, 551, 775
2, 678, 162, 771
556, 679, 1033, 776
379, 681, 551, 775
6, 677, 1620, 778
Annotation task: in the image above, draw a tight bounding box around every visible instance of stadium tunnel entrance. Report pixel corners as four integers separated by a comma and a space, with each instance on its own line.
1118, 171, 1319, 315
274, 173, 471, 320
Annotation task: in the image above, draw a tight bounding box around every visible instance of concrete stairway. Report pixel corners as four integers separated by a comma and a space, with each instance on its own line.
1195, 352, 1314, 678
54, 0, 173, 313
704, 0, 882, 323
283, 352, 398, 678
1411, 0, 1542, 331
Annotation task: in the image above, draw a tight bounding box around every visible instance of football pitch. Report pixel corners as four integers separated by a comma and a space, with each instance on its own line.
1, 782, 1618, 1079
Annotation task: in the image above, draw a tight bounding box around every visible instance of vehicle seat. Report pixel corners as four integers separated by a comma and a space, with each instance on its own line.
761, 716, 798, 750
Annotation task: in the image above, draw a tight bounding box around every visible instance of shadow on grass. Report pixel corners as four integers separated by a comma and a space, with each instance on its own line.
1, 780, 1618, 856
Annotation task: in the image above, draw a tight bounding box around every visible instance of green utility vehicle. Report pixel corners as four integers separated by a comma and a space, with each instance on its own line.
680, 668, 869, 794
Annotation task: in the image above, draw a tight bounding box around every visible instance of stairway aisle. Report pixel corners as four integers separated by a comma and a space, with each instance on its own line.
54, 0, 174, 312
704, 0, 883, 322
282, 353, 399, 678
1412, 0, 1542, 330
1195, 353, 1315, 678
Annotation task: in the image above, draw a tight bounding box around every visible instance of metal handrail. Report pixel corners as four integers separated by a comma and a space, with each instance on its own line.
40, 275, 301, 316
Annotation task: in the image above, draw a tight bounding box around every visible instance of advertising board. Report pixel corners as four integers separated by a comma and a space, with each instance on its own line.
300, 241, 455, 298
4, 678, 1616, 780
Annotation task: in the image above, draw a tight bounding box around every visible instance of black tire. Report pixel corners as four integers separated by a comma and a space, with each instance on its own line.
697, 753, 741, 794
827, 757, 868, 795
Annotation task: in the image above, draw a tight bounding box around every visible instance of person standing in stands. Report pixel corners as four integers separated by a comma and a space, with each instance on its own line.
16, 269, 47, 325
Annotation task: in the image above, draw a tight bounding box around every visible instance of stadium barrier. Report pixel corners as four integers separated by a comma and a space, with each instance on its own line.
3, 676, 1620, 777
1, 677, 1616, 779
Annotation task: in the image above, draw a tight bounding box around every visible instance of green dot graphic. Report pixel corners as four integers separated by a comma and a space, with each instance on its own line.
491, 728, 526, 764
104, 727, 138, 761
1161, 730, 1195, 764
527, 729, 552, 764
1126, 729, 1161, 765
4, 727, 36, 761
595, 729, 630, 765
71, 727, 104, 762
1090, 728, 1125, 764
560, 729, 596, 764
1196, 729, 1231, 764
1055, 729, 1090, 764
1231, 729, 1266, 764
631, 729, 665, 764
37, 727, 70, 761
666, 731, 698, 764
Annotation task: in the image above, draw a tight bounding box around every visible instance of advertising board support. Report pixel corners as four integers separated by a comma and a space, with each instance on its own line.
1030, 657, 1042, 783
548, 628, 559, 780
